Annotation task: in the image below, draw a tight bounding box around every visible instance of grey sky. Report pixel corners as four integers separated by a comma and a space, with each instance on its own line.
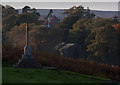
1, 2, 119, 11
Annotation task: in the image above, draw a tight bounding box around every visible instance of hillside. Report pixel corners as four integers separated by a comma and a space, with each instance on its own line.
2, 62, 115, 84
37, 9, 119, 20
18, 9, 119, 20
90, 10, 119, 19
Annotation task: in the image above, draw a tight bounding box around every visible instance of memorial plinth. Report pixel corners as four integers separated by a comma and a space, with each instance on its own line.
14, 23, 42, 68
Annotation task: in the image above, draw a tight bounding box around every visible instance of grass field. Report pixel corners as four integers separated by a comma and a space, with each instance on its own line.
2, 62, 116, 84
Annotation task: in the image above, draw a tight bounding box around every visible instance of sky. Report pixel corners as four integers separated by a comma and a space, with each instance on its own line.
1, 1, 120, 11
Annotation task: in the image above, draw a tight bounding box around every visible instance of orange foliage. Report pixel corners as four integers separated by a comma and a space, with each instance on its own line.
113, 23, 120, 33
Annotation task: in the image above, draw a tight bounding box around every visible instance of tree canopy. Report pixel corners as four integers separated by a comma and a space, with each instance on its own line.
2, 5, 120, 66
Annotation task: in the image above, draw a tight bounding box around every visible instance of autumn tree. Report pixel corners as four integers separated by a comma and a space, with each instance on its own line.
61, 5, 95, 30
2, 14, 17, 32
29, 25, 64, 53
66, 18, 91, 44
59, 5, 95, 42
63, 6, 95, 19
6, 23, 27, 47
85, 17, 119, 46
113, 23, 120, 33
87, 24, 120, 66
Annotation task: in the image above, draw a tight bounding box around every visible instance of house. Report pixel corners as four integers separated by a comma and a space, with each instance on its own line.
56, 42, 87, 59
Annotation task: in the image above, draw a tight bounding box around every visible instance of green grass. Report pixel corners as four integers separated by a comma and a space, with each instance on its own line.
2, 62, 116, 84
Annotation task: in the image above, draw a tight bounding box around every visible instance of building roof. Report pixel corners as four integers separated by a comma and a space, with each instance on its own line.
50, 15, 59, 21
44, 15, 60, 27
57, 42, 76, 51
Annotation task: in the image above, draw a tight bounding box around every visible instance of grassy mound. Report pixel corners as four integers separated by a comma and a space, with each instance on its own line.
2, 62, 115, 84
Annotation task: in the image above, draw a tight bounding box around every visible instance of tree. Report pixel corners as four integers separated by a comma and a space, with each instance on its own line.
87, 24, 120, 66
91, 17, 119, 28
22, 6, 31, 13
21, 6, 40, 24
84, 7, 95, 19
63, 5, 84, 17
31, 8, 41, 17
29, 25, 64, 53
66, 18, 91, 44
61, 5, 95, 30
85, 18, 117, 46
2, 5, 18, 17
2, 5, 42, 38
16, 12, 40, 25
113, 15, 119, 24
113, 23, 120, 32
31, 8, 37, 13
85, 18, 120, 64
6, 23, 27, 47
2, 14, 17, 32
60, 15, 79, 30
63, 5, 95, 19
59, 5, 95, 42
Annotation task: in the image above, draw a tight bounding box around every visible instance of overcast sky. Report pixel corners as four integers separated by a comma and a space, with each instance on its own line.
1, 1, 119, 11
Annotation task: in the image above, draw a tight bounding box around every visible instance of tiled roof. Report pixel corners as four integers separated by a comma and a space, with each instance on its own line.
50, 15, 59, 21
